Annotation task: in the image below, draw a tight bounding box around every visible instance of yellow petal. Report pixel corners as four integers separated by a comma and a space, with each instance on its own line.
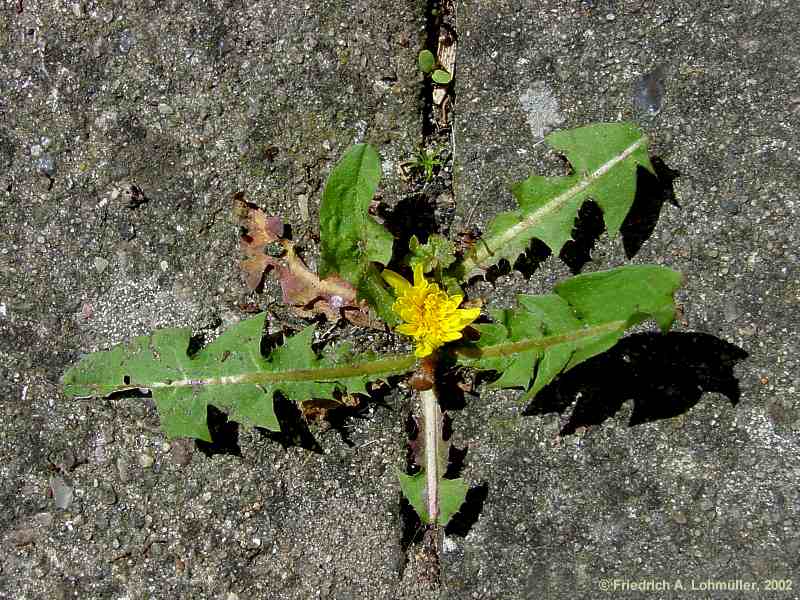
387, 261, 482, 358
455, 307, 481, 326
414, 340, 434, 357
412, 263, 426, 287
439, 330, 464, 343
397, 323, 422, 336
382, 269, 411, 295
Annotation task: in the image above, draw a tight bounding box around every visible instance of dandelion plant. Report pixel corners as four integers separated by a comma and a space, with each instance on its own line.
63, 122, 682, 530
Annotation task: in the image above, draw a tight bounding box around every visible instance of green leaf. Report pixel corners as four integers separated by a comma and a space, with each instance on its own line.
398, 471, 467, 527
432, 69, 452, 84
417, 49, 435, 74
397, 387, 467, 526
63, 313, 416, 441
451, 265, 682, 401
357, 264, 399, 326
406, 234, 457, 273
457, 123, 653, 276
319, 143, 397, 323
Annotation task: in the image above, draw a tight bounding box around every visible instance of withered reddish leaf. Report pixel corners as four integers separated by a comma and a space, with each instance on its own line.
234, 192, 284, 290
300, 394, 361, 422
265, 243, 364, 322
234, 192, 373, 326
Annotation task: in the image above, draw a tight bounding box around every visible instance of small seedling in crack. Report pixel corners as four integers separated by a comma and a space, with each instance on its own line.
418, 49, 436, 74
417, 49, 453, 86
63, 123, 685, 553
401, 146, 444, 183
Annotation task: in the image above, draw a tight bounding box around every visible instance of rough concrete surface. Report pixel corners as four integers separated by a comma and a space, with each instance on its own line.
0, 1, 797, 599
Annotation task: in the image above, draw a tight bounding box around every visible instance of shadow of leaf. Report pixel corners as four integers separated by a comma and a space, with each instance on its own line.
524, 332, 748, 435
380, 193, 438, 269
620, 157, 681, 260
259, 394, 322, 453
196, 405, 241, 457
445, 484, 489, 538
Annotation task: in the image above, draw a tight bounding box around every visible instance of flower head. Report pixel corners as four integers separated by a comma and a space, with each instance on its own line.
382, 264, 480, 358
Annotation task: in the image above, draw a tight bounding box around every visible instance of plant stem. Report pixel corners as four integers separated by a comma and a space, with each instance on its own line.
421, 385, 441, 524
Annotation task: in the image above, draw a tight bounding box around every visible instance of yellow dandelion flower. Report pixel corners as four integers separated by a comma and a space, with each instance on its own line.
382, 264, 480, 358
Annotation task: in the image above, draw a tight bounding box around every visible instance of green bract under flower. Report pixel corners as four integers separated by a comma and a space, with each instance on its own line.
382, 264, 480, 358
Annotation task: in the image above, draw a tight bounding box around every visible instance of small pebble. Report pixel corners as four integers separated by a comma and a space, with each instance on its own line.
37, 154, 56, 177
94, 257, 109, 273
633, 66, 666, 116
722, 300, 738, 322
92, 37, 106, 58
34, 512, 54, 528
672, 510, 688, 525
170, 438, 193, 466
118, 29, 136, 54
159, 260, 168, 271
297, 193, 309, 221
60, 447, 77, 471
99, 485, 117, 506
138, 453, 155, 468
720, 198, 740, 215
117, 220, 136, 241
116, 456, 130, 483
50, 476, 74, 510
8, 528, 37, 546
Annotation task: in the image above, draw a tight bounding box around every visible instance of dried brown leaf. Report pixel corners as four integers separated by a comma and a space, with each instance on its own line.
234, 192, 374, 326
234, 192, 284, 290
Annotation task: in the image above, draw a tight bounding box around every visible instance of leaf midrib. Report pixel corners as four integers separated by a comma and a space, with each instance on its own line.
68, 319, 627, 396
459, 136, 647, 274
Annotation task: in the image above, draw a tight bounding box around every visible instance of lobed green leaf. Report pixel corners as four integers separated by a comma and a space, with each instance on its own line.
456, 122, 653, 277
398, 471, 467, 527
63, 313, 416, 441
406, 233, 457, 273
452, 265, 682, 401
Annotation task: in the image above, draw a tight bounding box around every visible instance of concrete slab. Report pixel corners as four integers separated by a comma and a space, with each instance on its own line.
451, 0, 800, 597
0, 1, 427, 598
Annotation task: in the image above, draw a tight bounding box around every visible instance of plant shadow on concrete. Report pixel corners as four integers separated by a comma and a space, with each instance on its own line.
525, 332, 748, 435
